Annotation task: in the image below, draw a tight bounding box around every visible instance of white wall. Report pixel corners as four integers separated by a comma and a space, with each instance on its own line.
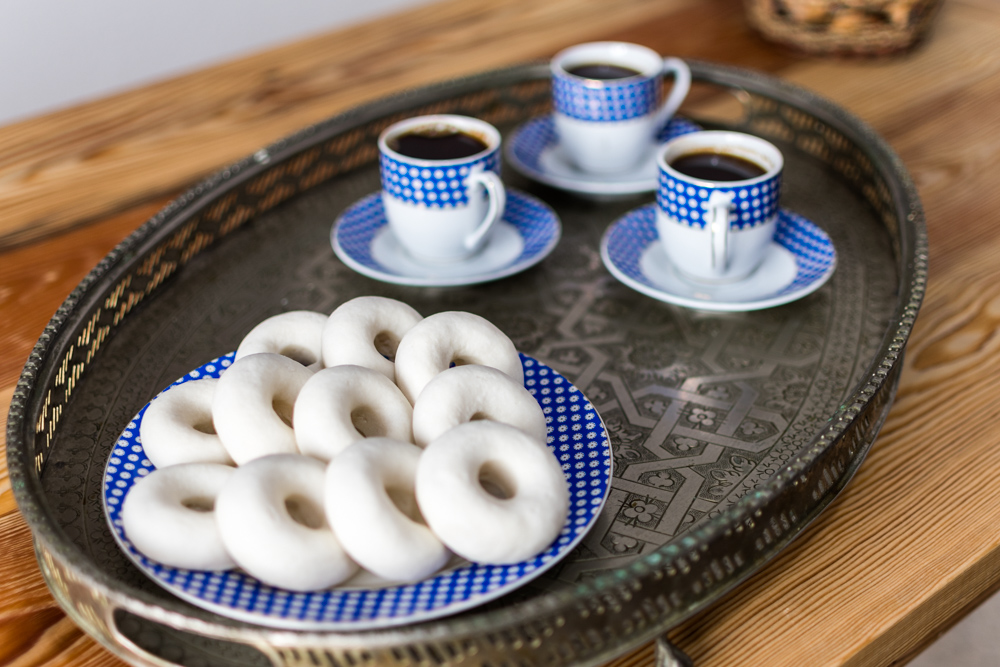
0, 0, 429, 127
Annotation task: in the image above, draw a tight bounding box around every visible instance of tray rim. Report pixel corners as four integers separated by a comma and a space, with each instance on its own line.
6, 60, 928, 664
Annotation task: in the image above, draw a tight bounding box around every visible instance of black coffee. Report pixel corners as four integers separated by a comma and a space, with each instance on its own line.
669, 151, 767, 181
567, 63, 642, 80
389, 129, 488, 160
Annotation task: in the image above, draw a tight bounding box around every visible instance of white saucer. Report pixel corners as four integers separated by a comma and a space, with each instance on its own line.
505, 115, 701, 196
600, 205, 837, 311
332, 189, 560, 287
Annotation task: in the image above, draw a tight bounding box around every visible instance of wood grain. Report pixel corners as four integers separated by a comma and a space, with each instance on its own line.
0, 0, 708, 250
0, 197, 174, 389
3, 0, 1000, 665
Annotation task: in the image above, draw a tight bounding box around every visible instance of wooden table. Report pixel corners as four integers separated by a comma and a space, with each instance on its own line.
2, 0, 998, 664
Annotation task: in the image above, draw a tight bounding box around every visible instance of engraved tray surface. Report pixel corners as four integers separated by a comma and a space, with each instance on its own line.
6, 62, 927, 667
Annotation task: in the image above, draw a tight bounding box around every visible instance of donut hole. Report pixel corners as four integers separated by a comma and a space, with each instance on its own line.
385, 484, 424, 524
272, 398, 295, 428
478, 460, 518, 500
278, 344, 317, 367
468, 411, 492, 422
351, 406, 388, 438
192, 419, 216, 435
181, 496, 215, 512
373, 331, 400, 361
284, 494, 326, 530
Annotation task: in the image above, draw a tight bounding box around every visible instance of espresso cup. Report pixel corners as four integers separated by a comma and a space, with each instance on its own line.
655, 131, 783, 284
379, 115, 506, 263
551, 41, 691, 175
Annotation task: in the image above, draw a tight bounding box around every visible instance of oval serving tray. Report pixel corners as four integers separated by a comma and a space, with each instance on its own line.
7, 61, 926, 667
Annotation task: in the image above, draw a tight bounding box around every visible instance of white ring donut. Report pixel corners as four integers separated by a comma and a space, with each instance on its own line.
213, 353, 313, 465
322, 296, 423, 382
411, 365, 547, 448
139, 378, 234, 469
416, 421, 569, 564
216, 454, 357, 591
236, 311, 328, 371
121, 463, 236, 571
394, 311, 523, 404
294, 365, 413, 462
326, 439, 449, 582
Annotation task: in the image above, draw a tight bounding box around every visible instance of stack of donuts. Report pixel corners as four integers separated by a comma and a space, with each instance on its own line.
121, 296, 569, 592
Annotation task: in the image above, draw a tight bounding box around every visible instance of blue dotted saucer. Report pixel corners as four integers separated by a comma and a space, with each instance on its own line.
104, 352, 612, 631
600, 205, 837, 311
332, 189, 560, 287
506, 115, 701, 197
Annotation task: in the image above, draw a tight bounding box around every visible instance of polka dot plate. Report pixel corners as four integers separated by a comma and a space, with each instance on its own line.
505, 115, 702, 197
103, 352, 612, 630
331, 189, 560, 287
600, 204, 837, 311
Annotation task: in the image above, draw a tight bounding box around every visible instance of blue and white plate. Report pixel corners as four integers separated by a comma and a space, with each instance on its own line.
600, 205, 836, 312
332, 189, 560, 287
104, 352, 612, 631
506, 115, 702, 197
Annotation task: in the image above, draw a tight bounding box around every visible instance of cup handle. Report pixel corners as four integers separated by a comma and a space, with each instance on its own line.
464, 171, 506, 252
707, 190, 734, 274
655, 57, 692, 131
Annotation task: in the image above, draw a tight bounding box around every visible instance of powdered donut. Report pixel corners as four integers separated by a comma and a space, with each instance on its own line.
213, 353, 313, 465
322, 296, 423, 382
215, 454, 357, 591
394, 311, 523, 404
139, 378, 234, 469
295, 365, 413, 462
416, 421, 569, 564
411, 365, 547, 448
235, 310, 328, 371
121, 463, 236, 571
326, 439, 449, 582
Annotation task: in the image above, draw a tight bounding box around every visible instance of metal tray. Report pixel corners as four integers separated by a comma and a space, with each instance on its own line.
6, 61, 927, 667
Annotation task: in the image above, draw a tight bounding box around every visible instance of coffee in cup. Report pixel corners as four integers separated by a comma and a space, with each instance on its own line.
387, 128, 489, 161
655, 131, 783, 284
668, 151, 767, 181
378, 115, 506, 264
551, 42, 691, 175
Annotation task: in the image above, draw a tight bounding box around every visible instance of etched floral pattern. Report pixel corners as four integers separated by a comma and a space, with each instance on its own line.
688, 408, 717, 427
674, 436, 701, 452
607, 534, 640, 554
622, 500, 658, 523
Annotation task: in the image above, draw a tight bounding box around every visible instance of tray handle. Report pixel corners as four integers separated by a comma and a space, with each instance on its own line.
657, 635, 695, 667
107, 609, 189, 667
104, 603, 281, 667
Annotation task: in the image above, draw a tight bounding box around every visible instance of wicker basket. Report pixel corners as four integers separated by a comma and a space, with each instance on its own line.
744, 0, 944, 56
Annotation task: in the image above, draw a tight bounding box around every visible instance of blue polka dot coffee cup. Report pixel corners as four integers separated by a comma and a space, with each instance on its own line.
551, 42, 691, 175
379, 115, 506, 263
655, 131, 784, 283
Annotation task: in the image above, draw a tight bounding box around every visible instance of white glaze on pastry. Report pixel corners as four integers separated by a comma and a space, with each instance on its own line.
322, 296, 423, 382
411, 364, 546, 448
326, 439, 449, 582
121, 462, 236, 570
416, 421, 568, 564
294, 364, 413, 462
215, 454, 357, 591
213, 353, 312, 465
394, 311, 523, 404
140, 378, 234, 468
235, 310, 328, 371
